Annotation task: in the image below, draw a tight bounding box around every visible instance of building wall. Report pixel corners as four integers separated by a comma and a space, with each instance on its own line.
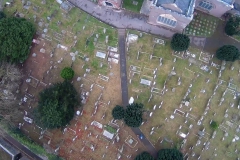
98, 0, 121, 9
148, 6, 193, 32
195, 0, 233, 17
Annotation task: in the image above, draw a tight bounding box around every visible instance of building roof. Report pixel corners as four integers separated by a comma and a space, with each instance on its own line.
221, 0, 234, 5
154, 0, 195, 17
0, 138, 20, 158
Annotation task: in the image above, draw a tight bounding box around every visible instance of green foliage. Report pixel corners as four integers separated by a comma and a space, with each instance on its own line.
157, 149, 183, 160
225, 16, 240, 36
7, 128, 62, 160
170, 33, 190, 51
124, 103, 143, 127
0, 11, 6, 20
104, 125, 117, 134
91, 59, 99, 70
60, 67, 74, 80
0, 17, 35, 63
112, 105, 125, 120
210, 121, 218, 130
134, 151, 154, 160
216, 45, 239, 61
35, 81, 79, 129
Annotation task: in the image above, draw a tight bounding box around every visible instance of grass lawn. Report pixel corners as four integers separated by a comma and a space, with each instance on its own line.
233, 34, 240, 41
122, 0, 144, 13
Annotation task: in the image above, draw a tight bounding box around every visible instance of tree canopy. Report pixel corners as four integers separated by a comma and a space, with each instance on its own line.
0, 11, 5, 20
225, 16, 240, 36
112, 105, 125, 120
60, 67, 75, 80
124, 103, 143, 127
210, 121, 218, 130
170, 33, 190, 52
157, 149, 183, 160
134, 151, 154, 160
0, 17, 35, 63
216, 45, 239, 62
35, 81, 80, 129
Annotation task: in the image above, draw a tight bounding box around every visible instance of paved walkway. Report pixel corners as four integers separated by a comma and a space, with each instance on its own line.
68, 0, 175, 38
118, 29, 157, 157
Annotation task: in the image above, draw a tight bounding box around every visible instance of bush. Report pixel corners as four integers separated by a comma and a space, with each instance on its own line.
0, 11, 6, 20
216, 45, 239, 62
135, 151, 154, 160
124, 103, 143, 127
225, 16, 240, 36
60, 67, 74, 80
112, 105, 125, 120
170, 33, 190, 51
35, 81, 79, 129
0, 17, 35, 63
210, 121, 218, 130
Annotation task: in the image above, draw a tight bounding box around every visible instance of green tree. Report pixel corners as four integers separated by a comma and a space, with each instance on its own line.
60, 67, 74, 80
0, 17, 35, 63
112, 105, 125, 120
170, 33, 190, 51
216, 45, 239, 62
124, 103, 143, 127
225, 16, 240, 36
210, 121, 218, 130
0, 11, 6, 20
135, 151, 154, 160
157, 149, 183, 160
35, 81, 80, 129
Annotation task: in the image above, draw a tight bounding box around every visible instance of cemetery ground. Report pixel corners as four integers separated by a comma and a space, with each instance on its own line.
126, 30, 240, 160
3, 0, 147, 159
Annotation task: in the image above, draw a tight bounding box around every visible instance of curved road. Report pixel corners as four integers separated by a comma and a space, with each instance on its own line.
68, 0, 174, 38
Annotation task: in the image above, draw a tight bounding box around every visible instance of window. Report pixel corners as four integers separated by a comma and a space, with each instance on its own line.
199, 1, 213, 10
157, 16, 177, 27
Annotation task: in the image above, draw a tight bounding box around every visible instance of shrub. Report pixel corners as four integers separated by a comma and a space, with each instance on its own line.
124, 103, 143, 127
170, 33, 190, 51
216, 45, 239, 62
210, 121, 218, 130
225, 16, 240, 36
112, 105, 125, 120
135, 151, 154, 160
60, 67, 74, 80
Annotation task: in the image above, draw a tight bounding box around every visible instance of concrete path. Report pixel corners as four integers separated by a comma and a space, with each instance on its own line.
118, 29, 157, 157
68, 0, 175, 38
